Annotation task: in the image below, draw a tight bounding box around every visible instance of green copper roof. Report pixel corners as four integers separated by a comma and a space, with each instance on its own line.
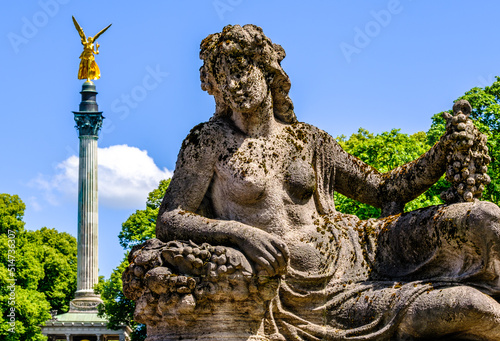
54, 312, 108, 323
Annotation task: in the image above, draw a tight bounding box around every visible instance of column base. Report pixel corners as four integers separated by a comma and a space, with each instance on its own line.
70, 290, 103, 312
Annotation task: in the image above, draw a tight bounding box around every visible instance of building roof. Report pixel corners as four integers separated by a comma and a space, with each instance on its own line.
42, 311, 132, 336
52, 312, 108, 323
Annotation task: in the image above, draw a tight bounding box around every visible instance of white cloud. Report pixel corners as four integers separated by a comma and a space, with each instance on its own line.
27, 196, 42, 212
30, 145, 173, 209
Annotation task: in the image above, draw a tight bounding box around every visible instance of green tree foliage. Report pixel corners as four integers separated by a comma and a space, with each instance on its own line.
337, 77, 500, 219
21, 228, 77, 312
0, 194, 77, 341
0, 195, 25, 235
337, 129, 430, 172
96, 259, 144, 336
96, 179, 170, 341
335, 129, 447, 219
118, 179, 171, 249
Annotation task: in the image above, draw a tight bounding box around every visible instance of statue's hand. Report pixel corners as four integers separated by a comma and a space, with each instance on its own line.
233, 227, 289, 277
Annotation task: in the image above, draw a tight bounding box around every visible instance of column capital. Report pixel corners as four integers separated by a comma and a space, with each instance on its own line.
74, 113, 103, 136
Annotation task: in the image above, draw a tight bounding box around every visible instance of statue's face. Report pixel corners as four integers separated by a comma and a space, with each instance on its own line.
215, 55, 268, 113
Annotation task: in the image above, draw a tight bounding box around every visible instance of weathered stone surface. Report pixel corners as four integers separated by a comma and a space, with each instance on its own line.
123, 24, 500, 340
124, 239, 279, 340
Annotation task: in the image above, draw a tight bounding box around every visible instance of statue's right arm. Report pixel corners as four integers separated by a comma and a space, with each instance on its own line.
156, 121, 288, 275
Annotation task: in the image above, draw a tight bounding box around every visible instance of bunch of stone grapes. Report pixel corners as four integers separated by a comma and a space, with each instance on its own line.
440, 100, 491, 204
161, 243, 245, 278
129, 241, 253, 297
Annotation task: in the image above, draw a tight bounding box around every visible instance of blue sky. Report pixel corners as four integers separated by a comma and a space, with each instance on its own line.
2, 1, 500, 278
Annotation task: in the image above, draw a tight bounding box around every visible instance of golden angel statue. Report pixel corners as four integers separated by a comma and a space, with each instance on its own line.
72, 16, 111, 82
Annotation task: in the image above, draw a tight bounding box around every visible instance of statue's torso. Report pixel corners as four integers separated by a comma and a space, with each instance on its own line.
208, 122, 342, 272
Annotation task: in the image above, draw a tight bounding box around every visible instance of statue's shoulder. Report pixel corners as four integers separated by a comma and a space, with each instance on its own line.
181, 118, 229, 149
176, 119, 233, 169
288, 121, 338, 146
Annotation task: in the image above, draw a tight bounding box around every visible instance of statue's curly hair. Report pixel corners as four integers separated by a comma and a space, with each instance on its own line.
199, 24, 296, 123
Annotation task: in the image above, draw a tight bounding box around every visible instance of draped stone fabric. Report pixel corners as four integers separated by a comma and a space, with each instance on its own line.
258, 124, 500, 340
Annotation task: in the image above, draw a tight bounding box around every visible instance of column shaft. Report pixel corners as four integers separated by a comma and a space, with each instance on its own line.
76, 135, 99, 293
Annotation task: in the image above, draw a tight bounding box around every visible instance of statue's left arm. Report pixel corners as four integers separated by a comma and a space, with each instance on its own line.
379, 136, 449, 215
333, 132, 449, 216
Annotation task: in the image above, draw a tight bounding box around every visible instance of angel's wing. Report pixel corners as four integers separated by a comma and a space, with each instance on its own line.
72, 16, 86, 40
92, 23, 112, 42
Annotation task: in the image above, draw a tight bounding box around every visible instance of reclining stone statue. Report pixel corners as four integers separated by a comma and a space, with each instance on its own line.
122, 24, 500, 340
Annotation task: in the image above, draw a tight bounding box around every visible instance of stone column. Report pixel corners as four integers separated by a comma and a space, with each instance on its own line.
77, 135, 99, 294
70, 81, 104, 312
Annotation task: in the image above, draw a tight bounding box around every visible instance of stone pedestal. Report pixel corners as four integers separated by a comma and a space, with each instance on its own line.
123, 239, 280, 341
144, 310, 269, 341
